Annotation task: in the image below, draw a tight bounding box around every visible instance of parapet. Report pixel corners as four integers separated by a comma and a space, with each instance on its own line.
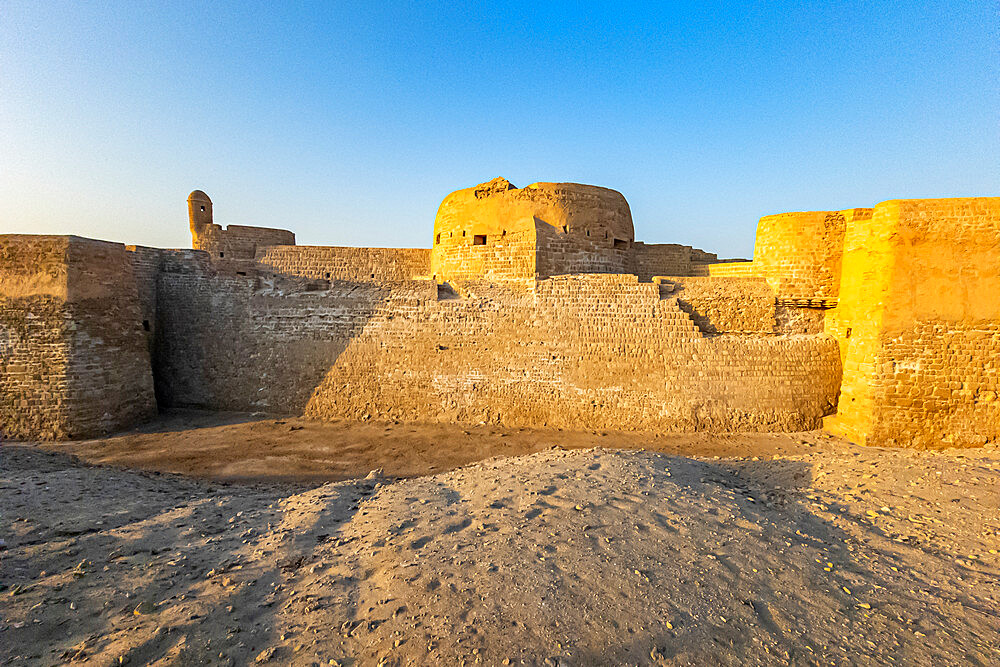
187, 189, 295, 261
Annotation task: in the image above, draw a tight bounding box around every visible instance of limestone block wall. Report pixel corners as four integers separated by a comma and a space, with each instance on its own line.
658, 277, 776, 334
426, 227, 538, 284
753, 209, 870, 298
1, 236, 71, 439
631, 243, 692, 279
774, 305, 827, 335
255, 246, 432, 282
1, 235, 156, 440
305, 273, 839, 431
154, 260, 435, 411
825, 198, 1000, 448
193, 223, 295, 261
692, 261, 755, 278
631, 243, 720, 280
153, 268, 840, 433
126, 245, 163, 357
534, 220, 632, 278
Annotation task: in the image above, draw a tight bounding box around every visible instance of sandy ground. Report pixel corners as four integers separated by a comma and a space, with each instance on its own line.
27, 409, 858, 484
2, 412, 999, 665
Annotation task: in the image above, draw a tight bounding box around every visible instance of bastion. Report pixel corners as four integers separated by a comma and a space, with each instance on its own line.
1, 181, 997, 448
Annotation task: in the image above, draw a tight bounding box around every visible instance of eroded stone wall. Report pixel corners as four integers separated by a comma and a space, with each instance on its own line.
632, 243, 720, 280
753, 209, 869, 298
432, 179, 634, 283
659, 277, 776, 334
255, 246, 431, 282
153, 268, 840, 432
825, 198, 1000, 448
428, 227, 537, 284
534, 221, 632, 278
193, 224, 295, 262
693, 261, 755, 278
1, 236, 156, 440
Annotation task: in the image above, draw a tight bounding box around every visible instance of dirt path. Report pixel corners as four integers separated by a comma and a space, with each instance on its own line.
2, 423, 998, 665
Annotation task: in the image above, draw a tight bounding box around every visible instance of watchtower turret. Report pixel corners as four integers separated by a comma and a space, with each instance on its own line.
187, 190, 214, 244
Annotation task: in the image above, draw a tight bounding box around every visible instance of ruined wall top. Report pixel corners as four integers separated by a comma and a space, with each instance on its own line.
433, 178, 634, 242
186, 190, 294, 259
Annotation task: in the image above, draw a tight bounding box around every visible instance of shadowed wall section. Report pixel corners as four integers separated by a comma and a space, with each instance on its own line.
149, 270, 840, 432
255, 246, 431, 282
0, 236, 156, 439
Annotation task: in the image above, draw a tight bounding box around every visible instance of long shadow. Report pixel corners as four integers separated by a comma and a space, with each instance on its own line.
6, 443, 998, 665
561, 455, 1000, 665
152, 260, 411, 415
0, 444, 376, 665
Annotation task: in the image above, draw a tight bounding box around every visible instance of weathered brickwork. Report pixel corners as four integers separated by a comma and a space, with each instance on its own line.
825, 198, 1000, 448
255, 246, 431, 282
126, 245, 163, 357
753, 209, 870, 298
188, 190, 294, 263
151, 269, 839, 432
773, 305, 827, 335
657, 277, 776, 334
1, 236, 156, 440
631, 243, 720, 281
693, 261, 755, 278
194, 224, 296, 261
534, 221, 632, 278
428, 227, 538, 285
868, 322, 1000, 447
432, 179, 635, 283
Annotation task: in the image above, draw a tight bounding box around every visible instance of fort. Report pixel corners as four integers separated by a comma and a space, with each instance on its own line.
1, 180, 998, 448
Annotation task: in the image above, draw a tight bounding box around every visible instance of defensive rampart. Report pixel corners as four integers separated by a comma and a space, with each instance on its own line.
3, 187, 997, 449
152, 269, 840, 432
824, 198, 1000, 448
255, 246, 431, 282
1, 236, 156, 439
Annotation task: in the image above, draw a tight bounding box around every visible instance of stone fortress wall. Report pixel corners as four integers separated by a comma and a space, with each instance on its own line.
187, 189, 295, 264
0, 236, 156, 439
255, 246, 432, 283
823, 198, 1000, 448
1, 180, 997, 448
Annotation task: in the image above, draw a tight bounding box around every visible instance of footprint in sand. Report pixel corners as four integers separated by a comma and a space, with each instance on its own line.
410, 535, 433, 550
442, 517, 472, 535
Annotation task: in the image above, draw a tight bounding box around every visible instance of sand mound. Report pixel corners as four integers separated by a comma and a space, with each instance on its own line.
2, 445, 999, 665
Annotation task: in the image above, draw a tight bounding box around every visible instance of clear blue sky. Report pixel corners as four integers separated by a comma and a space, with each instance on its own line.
2, 1, 997, 257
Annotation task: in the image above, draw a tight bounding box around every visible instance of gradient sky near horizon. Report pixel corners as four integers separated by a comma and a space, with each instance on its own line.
1, 2, 998, 257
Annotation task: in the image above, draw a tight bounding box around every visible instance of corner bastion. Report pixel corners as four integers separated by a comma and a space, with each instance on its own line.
1, 184, 997, 449
0, 235, 156, 439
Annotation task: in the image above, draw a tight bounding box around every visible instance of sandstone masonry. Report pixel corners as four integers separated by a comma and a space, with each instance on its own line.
1, 181, 997, 449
